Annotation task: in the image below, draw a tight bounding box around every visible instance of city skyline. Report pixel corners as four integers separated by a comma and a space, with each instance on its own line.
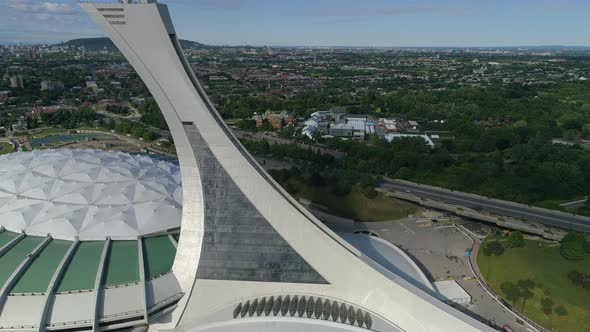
0, 0, 589, 47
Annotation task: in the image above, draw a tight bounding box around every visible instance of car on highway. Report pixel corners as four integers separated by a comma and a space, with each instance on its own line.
502, 324, 514, 332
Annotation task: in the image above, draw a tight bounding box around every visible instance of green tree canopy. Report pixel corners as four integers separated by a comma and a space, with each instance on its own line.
483, 240, 504, 256
561, 232, 588, 260
541, 297, 554, 315
507, 231, 525, 248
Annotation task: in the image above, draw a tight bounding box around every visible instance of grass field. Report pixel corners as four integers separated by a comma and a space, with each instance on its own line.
478, 238, 590, 332
34, 127, 69, 137
0, 142, 13, 155
289, 181, 416, 222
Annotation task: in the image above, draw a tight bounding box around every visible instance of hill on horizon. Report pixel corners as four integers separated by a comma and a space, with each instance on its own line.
60, 37, 207, 51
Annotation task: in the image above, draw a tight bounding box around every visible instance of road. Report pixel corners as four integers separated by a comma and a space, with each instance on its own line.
9, 138, 20, 152
560, 198, 588, 209
380, 179, 590, 234
231, 129, 345, 158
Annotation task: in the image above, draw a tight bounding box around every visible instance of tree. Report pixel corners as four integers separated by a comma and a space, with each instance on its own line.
567, 270, 590, 289
500, 282, 520, 303
143, 131, 159, 142
132, 127, 145, 138
483, 240, 504, 256
507, 231, 525, 248
139, 99, 168, 130
278, 126, 295, 139
517, 279, 535, 290
115, 121, 132, 134
330, 179, 352, 196
106, 105, 129, 115
236, 119, 256, 131
395, 167, 413, 180
541, 297, 553, 315
306, 171, 324, 187
561, 232, 587, 260
555, 305, 568, 316
359, 174, 377, 189
364, 187, 378, 199
104, 118, 116, 130
501, 279, 535, 312
517, 279, 535, 312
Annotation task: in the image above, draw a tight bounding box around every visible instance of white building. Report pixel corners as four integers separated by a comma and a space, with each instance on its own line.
433, 281, 472, 305
9, 75, 23, 89
86, 80, 98, 92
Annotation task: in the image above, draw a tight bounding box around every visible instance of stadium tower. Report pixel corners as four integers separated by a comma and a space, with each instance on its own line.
81, 1, 493, 331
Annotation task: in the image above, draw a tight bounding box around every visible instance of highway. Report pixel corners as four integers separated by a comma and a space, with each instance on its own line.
380, 179, 590, 234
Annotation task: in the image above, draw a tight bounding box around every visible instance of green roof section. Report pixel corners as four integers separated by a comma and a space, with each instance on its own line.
0, 236, 44, 290
0, 235, 177, 292
57, 241, 104, 292
12, 239, 72, 293
0, 231, 18, 249
104, 240, 139, 286
143, 236, 177, 279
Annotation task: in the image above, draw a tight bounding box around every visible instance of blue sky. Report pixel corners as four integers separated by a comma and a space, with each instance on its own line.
1, 0, 589, 46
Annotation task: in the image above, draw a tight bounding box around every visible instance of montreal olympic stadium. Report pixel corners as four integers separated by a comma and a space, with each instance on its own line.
0, 1, 496, 331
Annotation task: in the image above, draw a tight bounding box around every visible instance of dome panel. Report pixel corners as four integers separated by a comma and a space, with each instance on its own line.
0, 149, 182, 240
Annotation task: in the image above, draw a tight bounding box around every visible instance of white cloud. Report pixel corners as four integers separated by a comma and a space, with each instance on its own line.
200, 0, 243, 9
6, 0, 77, 15
303, 5, 475, 18
0, 0, 100, 43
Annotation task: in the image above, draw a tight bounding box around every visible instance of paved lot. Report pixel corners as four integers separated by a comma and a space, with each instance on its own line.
325, 216, 531, 332
356, 220, 474, 281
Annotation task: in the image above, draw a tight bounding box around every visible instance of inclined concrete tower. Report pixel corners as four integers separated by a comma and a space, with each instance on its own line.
81, 1, 494, 331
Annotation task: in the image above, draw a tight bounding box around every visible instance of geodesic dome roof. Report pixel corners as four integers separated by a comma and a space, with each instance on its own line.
0, 149, 182, 240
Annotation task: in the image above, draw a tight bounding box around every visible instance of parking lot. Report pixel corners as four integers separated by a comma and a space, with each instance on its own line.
325, 214, 532, 332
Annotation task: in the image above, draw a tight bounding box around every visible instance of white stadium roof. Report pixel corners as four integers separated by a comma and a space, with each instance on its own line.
0, 149, 182, 240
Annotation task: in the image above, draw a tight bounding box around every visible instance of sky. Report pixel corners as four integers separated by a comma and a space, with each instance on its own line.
0, 0, 589, 47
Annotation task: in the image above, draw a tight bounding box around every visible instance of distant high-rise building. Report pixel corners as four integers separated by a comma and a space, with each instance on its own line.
0, 91, 9, 103
23, 48, 38, 59
86, 80, 98, 92
40, 80, 65, 91
9, 75, 23, 89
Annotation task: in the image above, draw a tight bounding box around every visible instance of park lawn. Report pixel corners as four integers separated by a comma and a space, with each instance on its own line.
290, 182, 416, 222
478, 238, 590, 332
0, 142, 13, 155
